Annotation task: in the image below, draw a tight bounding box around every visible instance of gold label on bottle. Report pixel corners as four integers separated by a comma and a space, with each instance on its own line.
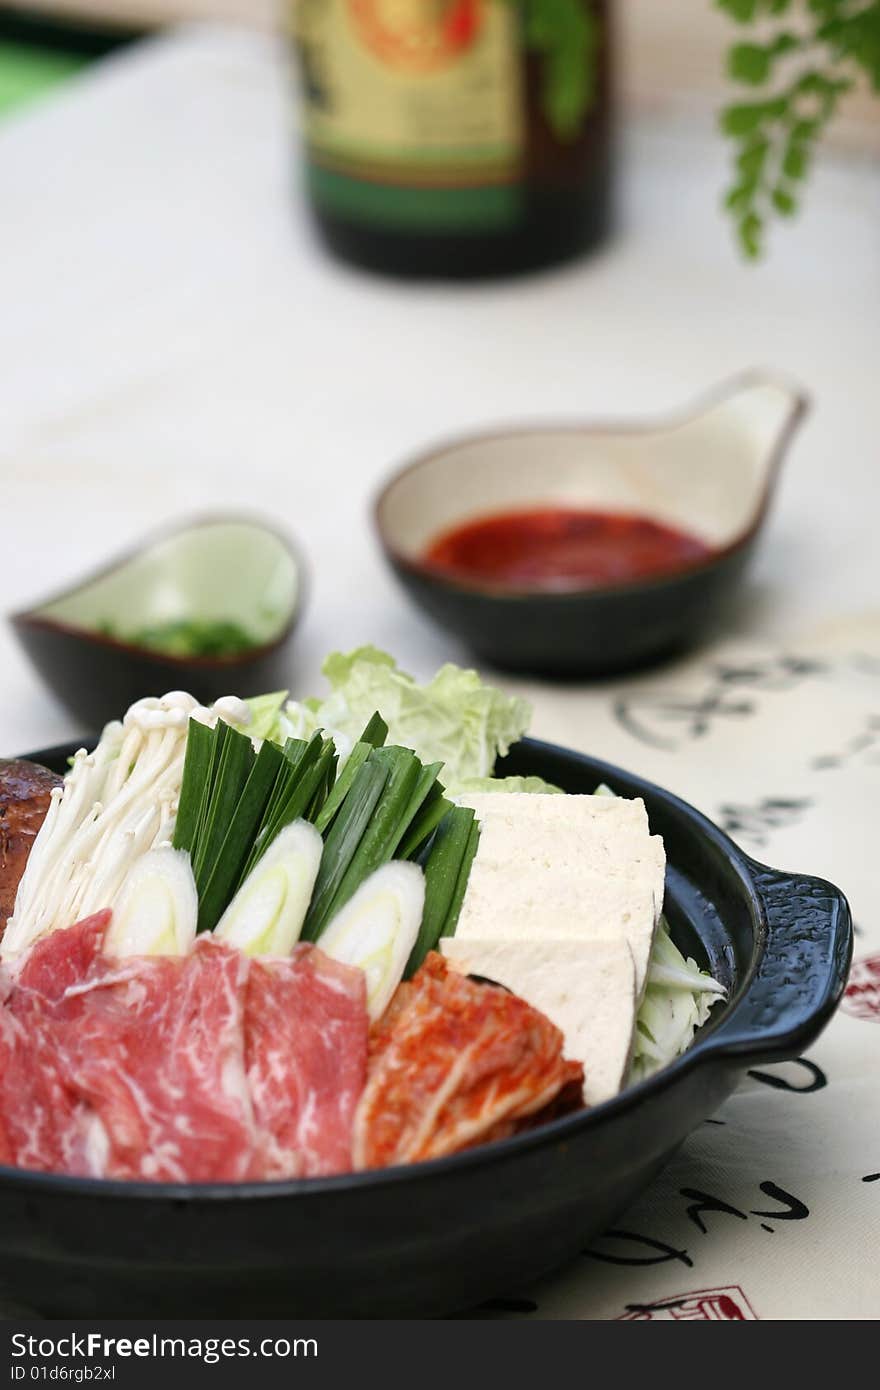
294, 0, 525, 230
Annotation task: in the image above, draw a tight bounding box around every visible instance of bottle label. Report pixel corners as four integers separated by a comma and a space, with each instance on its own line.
295, 0, 525, 232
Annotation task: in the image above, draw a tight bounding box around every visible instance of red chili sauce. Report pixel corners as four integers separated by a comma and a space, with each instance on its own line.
423, 508, 714, 590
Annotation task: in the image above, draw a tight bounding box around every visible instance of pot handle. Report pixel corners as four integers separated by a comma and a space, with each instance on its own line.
700, 863, 852, 1064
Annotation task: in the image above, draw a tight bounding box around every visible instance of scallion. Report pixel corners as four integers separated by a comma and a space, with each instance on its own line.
315, 747, 421, 932
313, 713, 388, 835
301, 758, 390, 942
243, 737, 335, 878
196, 737, 284, 933
319, 861, 424, 1019
105, 847, 198, 957
441, 816, 480, 939
172, 718, 214, 855
397, 788, 453, 861
192, 723, 255, 890
405, 806, 477, 976
393, 761, 443, 856
214, 820, 323, 956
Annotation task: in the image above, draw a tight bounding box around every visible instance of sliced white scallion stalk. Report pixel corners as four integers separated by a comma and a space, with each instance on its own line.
318, 861, 424, 1021
213, 820, 322, 957
104, 847, 198, 957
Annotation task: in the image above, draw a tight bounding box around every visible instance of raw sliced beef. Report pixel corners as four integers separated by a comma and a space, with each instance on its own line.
352, 953, 584, 1170
1, 913, 114, 1175
54, 940, 257, 1182
15, 910, 110, 1004
0, 989, 93, 1174
0, 914, 370, 1182
7, 918, 257, 1181
245, 946, 368, 1178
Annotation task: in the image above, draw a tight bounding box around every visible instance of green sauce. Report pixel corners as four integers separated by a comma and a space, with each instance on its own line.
99, 619, 260, 659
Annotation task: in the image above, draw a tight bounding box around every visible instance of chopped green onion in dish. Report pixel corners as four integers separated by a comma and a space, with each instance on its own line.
99, 618, 260, 659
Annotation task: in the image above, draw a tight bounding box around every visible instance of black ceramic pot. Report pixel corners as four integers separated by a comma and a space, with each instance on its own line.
0, 736, 850, 1318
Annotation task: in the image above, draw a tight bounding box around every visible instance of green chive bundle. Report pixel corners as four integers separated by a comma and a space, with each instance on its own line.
404, 807, 480, 976
172, 709, 480, 959
173, 720, 339, 934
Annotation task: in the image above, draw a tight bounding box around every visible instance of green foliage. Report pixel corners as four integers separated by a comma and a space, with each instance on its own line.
728, 33, 801, 83
718, 0, 794, 20
496, 2, 879, 255
718, 0, 880, 256
501, 0, 600, 139
523, 0, 599, 136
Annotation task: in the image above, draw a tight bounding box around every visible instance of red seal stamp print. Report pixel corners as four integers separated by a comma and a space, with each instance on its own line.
841, 953, 880, 1022
618, 1286, 758, 1320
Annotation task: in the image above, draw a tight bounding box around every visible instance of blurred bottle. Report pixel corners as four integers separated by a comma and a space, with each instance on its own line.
292, 1, 613, 278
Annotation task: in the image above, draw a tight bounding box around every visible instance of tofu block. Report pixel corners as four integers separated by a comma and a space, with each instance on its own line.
456, 866, 656, 959
454, 793, 666, 996
441, 936, 637, 1105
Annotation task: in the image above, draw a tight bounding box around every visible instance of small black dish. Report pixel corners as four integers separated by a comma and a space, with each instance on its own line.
9, 516, 307, 728
375, 373, 808, 677
0, 736, 850, 1318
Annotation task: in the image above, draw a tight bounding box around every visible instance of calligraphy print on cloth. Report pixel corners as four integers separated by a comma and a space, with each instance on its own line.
612, 656, 826, 753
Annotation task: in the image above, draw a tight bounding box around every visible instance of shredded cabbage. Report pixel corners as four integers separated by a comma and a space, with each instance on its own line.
630, 917, 726, 1082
